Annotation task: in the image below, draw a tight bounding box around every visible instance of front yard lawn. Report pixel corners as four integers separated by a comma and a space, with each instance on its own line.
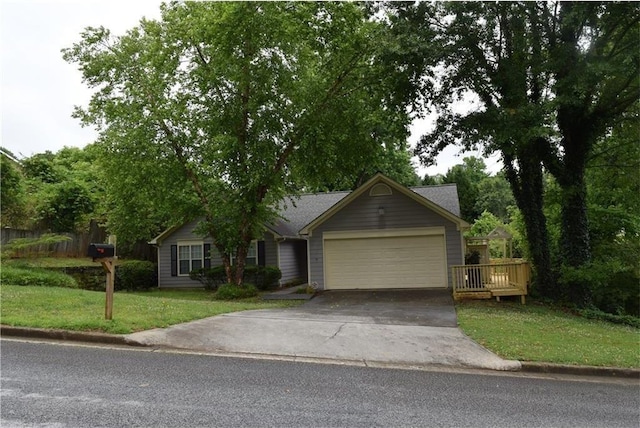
456, 300, 640, 368
1, 285, 300, 334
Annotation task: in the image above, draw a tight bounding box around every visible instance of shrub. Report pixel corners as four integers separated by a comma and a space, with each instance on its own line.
578, 308, 640, 329
243, 265, 282, 291
215, 283, 258, 300
115, 260, 157, 291
51, 266, 105, 291
49, 261, 157, 291
190, 265, 281, 291
190, 266, 227, 290
559, 262, 640, 317
1, 266, 77, 288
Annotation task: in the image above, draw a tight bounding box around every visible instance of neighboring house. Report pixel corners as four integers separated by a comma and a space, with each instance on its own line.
149, 173, 469, 290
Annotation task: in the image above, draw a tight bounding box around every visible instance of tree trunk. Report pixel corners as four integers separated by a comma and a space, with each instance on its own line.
554, 140, 593, 307
222, 253, 234, 285
504, 148, 556, 298
234, 241, 249, 286
560, 178, 591, 267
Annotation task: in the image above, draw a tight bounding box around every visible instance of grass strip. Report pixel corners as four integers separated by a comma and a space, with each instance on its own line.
456, 300, 640, 368
1, 285, 299, 334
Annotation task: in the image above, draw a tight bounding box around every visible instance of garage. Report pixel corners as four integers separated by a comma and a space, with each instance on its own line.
323, 228, 447, 290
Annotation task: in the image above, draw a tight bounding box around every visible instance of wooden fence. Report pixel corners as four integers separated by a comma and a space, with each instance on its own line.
1, 226, 155, 261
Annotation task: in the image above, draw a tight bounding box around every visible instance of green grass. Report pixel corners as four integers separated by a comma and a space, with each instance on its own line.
0, 285, 300, 334
456, 300, 640, 368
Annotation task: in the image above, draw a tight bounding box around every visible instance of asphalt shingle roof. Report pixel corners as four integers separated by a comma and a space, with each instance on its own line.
267, 184, 461, 237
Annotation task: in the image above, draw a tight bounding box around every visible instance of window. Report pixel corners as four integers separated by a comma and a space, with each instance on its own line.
246, 241, 258, 266
178, 242, 203, 276
369, 183, 392, 196
230, 241, 259, 266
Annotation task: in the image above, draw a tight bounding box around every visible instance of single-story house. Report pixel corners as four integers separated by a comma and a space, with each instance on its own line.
149, 173, 469, 290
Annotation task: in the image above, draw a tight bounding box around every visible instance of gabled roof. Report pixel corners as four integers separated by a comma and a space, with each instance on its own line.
266, 191, 350, 238
150, 173, 468, 244
149, 224, 182, 245
299, 173, 469, 235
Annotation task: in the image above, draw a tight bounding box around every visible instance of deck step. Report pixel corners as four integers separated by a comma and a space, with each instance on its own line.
490, 288, 526, 297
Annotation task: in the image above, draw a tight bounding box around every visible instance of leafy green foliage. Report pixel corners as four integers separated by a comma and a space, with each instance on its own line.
191, 265, 281, 291
53, 266, 106, 291
578, 307, 640, 329
0, 152, 27, 227
395, 2, 639, 305
243, 265, 282, 291
63, 2, 414, 284
1, 266, 78, 288
115, 260, 157, 291
474, 173, 516, 222
53, 262, 158, 291
189, 266, 227, 291
21, 151, 61, 183
36, 181, 95, 232
14, 146, 105, 233
215, 283, 259, 300
442, 157, 488, 222
467, 211, 525, 259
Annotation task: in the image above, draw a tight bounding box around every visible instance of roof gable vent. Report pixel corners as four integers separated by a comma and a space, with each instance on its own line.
369, 183, 392, 196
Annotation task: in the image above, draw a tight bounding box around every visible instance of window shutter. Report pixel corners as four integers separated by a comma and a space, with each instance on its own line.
258, 241, 266, 266
170, 245, 177, 276
204, 243, 211, 268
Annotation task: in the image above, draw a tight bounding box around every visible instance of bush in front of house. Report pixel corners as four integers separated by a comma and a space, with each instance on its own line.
243, 265, 282, 291
215, 283, 259, 300
115, 260, 157, 291
189, 266, 227, 290
1, 266, 78, 289
190, 265, 281, 291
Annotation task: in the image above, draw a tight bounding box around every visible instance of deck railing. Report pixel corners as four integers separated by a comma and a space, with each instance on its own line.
451, 261, 531, 297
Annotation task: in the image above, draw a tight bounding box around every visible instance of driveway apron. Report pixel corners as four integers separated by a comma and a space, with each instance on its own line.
126, 289, 520, 371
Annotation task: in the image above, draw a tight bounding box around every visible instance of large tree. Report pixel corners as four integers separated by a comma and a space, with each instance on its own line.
394, 1, 639, 304
441, 156, 488, 222
64, 2, 412, 285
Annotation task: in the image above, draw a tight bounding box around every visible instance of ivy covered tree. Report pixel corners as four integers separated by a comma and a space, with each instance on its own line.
391, 1, 639, 305
64, 2, 413, 285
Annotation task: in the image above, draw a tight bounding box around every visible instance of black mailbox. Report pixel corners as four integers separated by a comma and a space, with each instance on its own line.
88, 243, 115, 260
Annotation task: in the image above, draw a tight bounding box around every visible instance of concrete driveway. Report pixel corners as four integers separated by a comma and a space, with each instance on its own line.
126, 289, 520, 371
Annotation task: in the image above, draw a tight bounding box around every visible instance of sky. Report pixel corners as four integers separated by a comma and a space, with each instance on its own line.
1, 0, 500, 177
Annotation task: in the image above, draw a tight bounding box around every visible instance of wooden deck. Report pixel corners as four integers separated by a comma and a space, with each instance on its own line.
451, 261, 531, 304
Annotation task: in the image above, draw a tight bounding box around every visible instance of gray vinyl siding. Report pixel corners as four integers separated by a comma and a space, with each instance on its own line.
278, 239, 308, 284
263, 232, 278, 267
157, 220, 277, 288
158, 219, 212, 288
308, 190, 463, 290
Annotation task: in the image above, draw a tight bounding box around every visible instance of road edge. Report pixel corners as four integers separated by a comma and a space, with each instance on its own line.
2, 324, 639, 379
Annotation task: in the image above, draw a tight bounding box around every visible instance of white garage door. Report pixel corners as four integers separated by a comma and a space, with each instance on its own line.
324, 230, 447, 289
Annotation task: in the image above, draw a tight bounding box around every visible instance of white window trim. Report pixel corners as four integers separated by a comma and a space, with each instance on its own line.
177, 241, 204, 277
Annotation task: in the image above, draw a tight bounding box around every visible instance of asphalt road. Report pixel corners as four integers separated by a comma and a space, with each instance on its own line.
2, 339, 638, 428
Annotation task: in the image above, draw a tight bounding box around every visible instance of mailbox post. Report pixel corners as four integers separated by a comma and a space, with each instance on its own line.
88, 243, 116, 320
